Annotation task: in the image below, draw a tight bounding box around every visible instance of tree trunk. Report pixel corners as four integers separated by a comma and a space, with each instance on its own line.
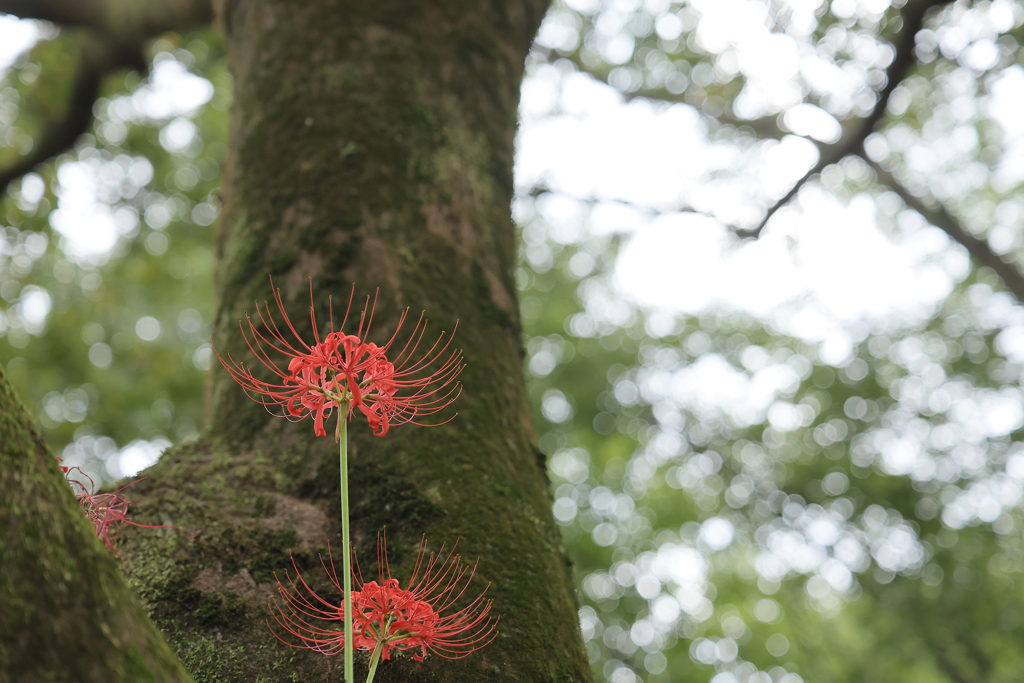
113, 0, 593, 681
0, 366, 191, 682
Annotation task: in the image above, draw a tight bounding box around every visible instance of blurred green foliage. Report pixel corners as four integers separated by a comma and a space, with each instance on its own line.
1, 28, 228, 481
520, 2, 1024, 683
5, 3, 1024, 683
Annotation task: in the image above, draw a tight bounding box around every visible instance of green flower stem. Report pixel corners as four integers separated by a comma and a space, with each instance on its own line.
365, 641, 384, 683
339, 405, 353, 683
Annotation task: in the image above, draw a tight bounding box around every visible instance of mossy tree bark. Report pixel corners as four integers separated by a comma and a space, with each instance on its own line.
0, 366, 192, 682
115, 0, 592, 681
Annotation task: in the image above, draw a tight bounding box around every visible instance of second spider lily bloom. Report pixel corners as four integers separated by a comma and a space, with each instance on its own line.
215, 279, 463, 437
354, 534, 498, 661
269, 535, 497, 668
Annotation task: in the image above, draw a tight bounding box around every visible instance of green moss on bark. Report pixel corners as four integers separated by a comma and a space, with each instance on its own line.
0, 366, 192, 682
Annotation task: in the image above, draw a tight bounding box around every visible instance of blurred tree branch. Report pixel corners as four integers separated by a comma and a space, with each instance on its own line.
573, 71, 788, 141
736, 0, 950, 239
565, 0, 950, 207
934, 656, 972, 683
554, 0, 1024, 302
0, 35, 140, 194
0, 0, 213, 196
864, 156, 1024, 304
526, 181, 697, 216
0, 0, 212, 40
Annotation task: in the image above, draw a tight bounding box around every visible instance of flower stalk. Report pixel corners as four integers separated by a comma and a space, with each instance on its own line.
365, 638, 385, 683
338, 405, 354, 683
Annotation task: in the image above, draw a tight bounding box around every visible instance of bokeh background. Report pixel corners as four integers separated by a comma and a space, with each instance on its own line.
4, 1, 1024, 681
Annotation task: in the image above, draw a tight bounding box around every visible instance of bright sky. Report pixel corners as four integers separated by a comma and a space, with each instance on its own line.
0, 15, 36, 65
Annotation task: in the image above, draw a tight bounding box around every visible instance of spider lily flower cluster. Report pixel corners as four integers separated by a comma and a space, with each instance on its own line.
57, 457, 176, 557
215, 281, 463, 438
270, 536, 497, 663
218, 281, 493, 680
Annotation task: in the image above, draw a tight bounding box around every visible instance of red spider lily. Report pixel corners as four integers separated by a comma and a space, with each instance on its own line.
57, 457, 178, 558
215, 279, 463, 437
269, 535, 497, 663
354, 534, 498, 661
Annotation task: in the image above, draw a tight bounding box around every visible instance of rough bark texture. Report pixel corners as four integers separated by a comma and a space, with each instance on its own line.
114, 0, 593, 681
0, 366, 191, 683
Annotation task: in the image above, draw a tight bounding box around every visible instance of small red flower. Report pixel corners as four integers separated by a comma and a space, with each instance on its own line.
216, 279, 463, 437
269, 535, 497, 662
57, 457, 177, 558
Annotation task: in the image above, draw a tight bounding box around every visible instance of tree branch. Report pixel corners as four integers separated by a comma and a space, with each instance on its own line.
865, 156, 1024, 304
0, 36, 145, 195
525, 182, 697, 219
0, 0, 212, 40
935, 653, 974, 683
0, 0, 213, 196
562, 1, 952, 240
0, 0, 101, 27
567, 61, 789, 141
735, 0, 951, 239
